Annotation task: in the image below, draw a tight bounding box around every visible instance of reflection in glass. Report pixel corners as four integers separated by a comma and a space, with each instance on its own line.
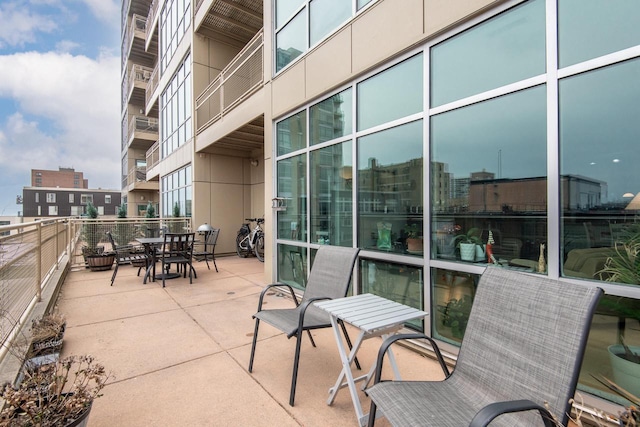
310, 142, 353, 247
360, 259, 424, 330
560, 58, 640, 282
431, 86, 547, 267
430, 0, 544, 107
357, 0, 373, 10
431, 268, 479, 344
310, 0, 350, 46
357, 121, 423, 254
310, 89, 352, 146
277, 110, 307, 156
277, 243, 308, 290
558, 0, 640, 68
276, 0, 305, 28
357, 53, 423, 131
277, 154, 307, 242
276, 10, 306, 72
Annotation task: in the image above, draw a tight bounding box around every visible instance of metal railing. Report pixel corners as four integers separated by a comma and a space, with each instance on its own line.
146, 140, 160, 170
122, 14, 148, 71
145, 63, 160, 108
0, 219, 69, 362
127, 166, 148, 186
127, 116, 159, 144
0, 217, 192, 364
122, 64, 154, 106
196, 29, 264, 134
146, 0, 160, 45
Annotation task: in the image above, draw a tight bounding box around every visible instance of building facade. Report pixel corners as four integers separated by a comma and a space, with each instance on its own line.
122, 0, 640, 410
22, 187, 122, 218
30, 167, 89, 189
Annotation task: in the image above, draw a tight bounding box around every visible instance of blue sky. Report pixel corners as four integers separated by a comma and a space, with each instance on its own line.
0, 0, 121, 216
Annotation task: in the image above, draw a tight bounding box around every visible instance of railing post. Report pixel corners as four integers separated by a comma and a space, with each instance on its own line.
36, 222, 42, 302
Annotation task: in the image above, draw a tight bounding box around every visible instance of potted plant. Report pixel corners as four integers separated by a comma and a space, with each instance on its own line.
0, 355, 110, 427
442, 294, 473, 340
81, 201, 114, 271
405, 223, 423, 253
28, 313, 66, 358
598, 223, 640, 397
453, 227, 483, 261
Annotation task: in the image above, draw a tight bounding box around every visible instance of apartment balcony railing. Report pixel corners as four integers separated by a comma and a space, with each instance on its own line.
145, 63, 160, 108
145, 0, 159, 47
127, 166, 148, 186
146, 140, 160, 170
121, 14, 148, 71
0, 219, 69, 361
122, 64, 154, 107
128, 116, 159, 140
196, 29, 264, 134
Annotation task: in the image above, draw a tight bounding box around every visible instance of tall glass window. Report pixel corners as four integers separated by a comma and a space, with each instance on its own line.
276, 243, 308, 290
160, 55, 192, 159
310, 88, 352, 146
161, 165, 192, 218
277, 110, 307, 155
310, 0, 350, 46
558, 0, 640, 68
431, 268, 480, 344
310, 142, 352, 247
430, 0, 545, 108
357, 54, 423, 132
358, 121, 424, 255
277, 154, 307, 242
430, 86, 547, 266
560, 58, 640, 283
160, 0, 191, 72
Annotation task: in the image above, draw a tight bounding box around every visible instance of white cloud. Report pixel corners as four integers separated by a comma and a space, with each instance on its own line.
80, 0, 119, 26
0, 50, 121, 190
0, 1, 57, 48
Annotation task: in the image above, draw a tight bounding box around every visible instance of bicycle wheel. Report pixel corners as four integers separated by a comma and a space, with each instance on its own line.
254, 232, 264, 262
236, 233, 250, 258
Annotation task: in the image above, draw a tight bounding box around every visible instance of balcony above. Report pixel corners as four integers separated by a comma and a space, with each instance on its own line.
126, 115, 158, 150
195, 0, 263, 46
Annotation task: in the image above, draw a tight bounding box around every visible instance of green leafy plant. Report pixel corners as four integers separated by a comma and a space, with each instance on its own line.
405, 224, 421, 239
81, 202, 102, 256
453, 227, 483, 247
145, 202, 156, 219
442, 294, 473, 339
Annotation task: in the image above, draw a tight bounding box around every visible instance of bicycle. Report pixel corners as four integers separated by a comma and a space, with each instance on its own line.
236, 218, 265, 262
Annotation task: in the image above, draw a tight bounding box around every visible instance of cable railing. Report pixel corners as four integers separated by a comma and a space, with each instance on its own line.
0, 217, 192, 364
196, 29, 264, 134
145, 0, 159, 45
145, 63, 160, 108
146, 140, 160, 170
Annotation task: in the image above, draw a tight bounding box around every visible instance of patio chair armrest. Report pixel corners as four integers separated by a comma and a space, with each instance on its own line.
469, 400, 557, 427
370, 333, 451, 389
256, 283, 298, 312
291, 297, 331, 337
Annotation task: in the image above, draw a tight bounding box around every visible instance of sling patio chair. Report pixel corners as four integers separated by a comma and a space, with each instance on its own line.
192, 227, 220, 272
106, 231, 149, 286
366, 267, 603, 427
248, 246, 361, 406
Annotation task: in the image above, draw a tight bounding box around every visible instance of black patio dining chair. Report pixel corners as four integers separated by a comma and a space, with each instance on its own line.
248, 246, 361, 406
106, 231, 149, 286
192, 227, 220, 272
160, 232, 196, 287
366, 267, 603, 427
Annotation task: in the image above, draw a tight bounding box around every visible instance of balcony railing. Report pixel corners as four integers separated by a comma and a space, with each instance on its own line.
0, 219, 69, 361
121, 14, 148, 71
129, 116, 159, 139
127, 166, 148, 186
196, 29, 264, 134
146, 140, 160, 170
122, 64, 154, 106
145, 63, 160, 108
145, 0, 159, 46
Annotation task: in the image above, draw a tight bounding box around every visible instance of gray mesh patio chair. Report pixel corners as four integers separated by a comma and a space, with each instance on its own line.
160, 233, 196, 287
106, 231, 149, 286
366, 267, 603, 427
248, 246, 360, 406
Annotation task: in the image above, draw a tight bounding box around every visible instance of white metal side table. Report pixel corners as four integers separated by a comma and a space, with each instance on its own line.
315, 293, 428, 426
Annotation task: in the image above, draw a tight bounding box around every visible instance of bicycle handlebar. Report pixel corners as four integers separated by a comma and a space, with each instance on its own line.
245, 218, 265, 224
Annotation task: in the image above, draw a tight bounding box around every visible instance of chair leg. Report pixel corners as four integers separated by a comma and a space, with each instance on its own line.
289, 330, 304, 406
110, 263, 119, 286
248, 318, 260, 372
213, 256, 218, 273
368, 400, 378, 427
306, 330, 317, 347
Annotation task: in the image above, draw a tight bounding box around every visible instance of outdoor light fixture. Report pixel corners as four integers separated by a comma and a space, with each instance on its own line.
250, 159, 259, 167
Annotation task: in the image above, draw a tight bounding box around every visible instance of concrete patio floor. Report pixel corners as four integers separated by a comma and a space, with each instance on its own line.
56, 255, 446, 427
